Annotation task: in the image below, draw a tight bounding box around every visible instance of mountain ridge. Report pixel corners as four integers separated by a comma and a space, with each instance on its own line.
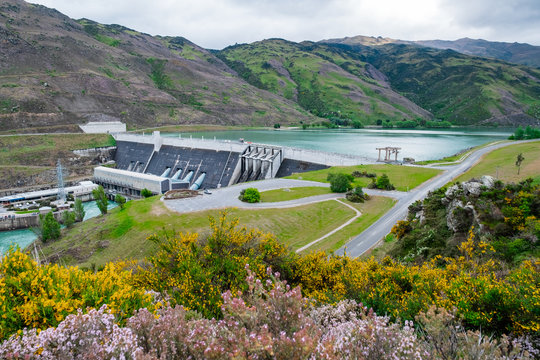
0, 0, 539, 132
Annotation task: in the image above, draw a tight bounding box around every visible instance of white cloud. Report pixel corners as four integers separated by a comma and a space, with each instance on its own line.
30, 0, 540, 48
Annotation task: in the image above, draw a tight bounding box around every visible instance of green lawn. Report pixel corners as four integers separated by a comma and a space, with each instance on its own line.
286, 164, 441, 191
39, 196, 357, 268
301, 196, 397, 254
260, 186, 331, 202
452, 141, 540, 184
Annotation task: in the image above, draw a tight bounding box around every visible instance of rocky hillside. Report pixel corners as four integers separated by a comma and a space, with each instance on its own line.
1, 0, 540, 131
416, 38, 540, 69
325, 35, 540, 69
390, 177, 540, 265
0, 0, 315, 133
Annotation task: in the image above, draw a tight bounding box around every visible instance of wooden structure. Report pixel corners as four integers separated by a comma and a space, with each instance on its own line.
376, 147, 401, 162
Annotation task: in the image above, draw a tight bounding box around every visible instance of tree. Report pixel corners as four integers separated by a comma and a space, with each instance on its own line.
376, 174, 395, 190
40, 212, 61, 242
346, 186, 367, 203
62, 211, 76, 228
141, 188, 153, 198
273, 123, 281, 129
74, 198, 85, 222
515, 153, 524, 175
92, 186, 108, 215
115, 194, 126, 209
327, 173, 353, 193
239, 188, 260, 203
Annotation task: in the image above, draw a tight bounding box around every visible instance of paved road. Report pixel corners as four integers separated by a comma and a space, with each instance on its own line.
335, 140, 538, 257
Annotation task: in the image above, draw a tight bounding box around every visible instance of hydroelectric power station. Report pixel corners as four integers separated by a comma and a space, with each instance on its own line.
94, 132, 370, 197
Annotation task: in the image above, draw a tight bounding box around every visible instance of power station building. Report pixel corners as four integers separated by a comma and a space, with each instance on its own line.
94, 132, 369, 198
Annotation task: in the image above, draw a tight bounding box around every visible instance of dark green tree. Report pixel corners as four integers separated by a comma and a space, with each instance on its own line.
62, 211, 76, 228
40, 212, 61, 242
115, 194, 126, 209
346, 186, 367, 203
74, 198, 85, 222
327, 173, 353, 193
92, 186, 108, 215
376, 173, 395, 190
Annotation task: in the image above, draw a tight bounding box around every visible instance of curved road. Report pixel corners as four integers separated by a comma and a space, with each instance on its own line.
335, 139, 537, 257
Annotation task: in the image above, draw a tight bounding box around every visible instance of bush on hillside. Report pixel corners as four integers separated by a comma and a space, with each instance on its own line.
239, 187, 260, 203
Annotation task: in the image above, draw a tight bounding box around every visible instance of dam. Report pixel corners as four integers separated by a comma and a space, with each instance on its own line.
95, 132, 371, 197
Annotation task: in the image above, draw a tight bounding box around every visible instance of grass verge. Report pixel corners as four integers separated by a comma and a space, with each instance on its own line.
452, 141, 540, 184
286, 164, 441, 191
260, 186, 331, 202
300, 196, 397, 254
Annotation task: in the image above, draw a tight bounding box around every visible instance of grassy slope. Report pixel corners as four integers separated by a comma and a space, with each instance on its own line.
285, 164, 441, 191
260, 187, 331, 202
218, 40, 425, 123
453, 141, 540, 184
40, 196, 359, 267
365, 44, 540, 125
303, 196, 397, 254
0, 134, 114, 166
0, 134, 115, 189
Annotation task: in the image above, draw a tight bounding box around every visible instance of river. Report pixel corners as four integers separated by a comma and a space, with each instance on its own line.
0, 200, 117, 255
162, 127, 512, 161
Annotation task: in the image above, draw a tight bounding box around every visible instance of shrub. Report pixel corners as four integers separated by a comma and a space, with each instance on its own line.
239, 187, 260, 203
327, 173, 353, 193
141, 188, 153, 198
132, 214, 293, 318
0, 248, 156, 340
376, 173, 395, 190
346, 186, 367, 203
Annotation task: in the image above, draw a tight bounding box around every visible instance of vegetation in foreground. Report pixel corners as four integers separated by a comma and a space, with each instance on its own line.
37, 197, 361, 267
391, 178, 539, 265
287, 164, 440, 191
1, 207, 538, 357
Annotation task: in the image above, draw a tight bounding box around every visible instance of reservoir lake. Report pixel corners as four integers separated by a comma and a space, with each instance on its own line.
163, 128, 513, 162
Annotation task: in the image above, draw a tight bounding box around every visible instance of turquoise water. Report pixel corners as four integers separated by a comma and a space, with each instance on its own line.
0, 200, 118, 255
163, 128, 512, 161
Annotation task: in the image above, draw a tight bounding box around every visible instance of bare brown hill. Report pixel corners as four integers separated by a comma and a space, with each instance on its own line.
0, 0, 315, 132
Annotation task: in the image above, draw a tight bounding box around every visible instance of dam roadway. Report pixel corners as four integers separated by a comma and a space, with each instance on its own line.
335, 140, 536, 257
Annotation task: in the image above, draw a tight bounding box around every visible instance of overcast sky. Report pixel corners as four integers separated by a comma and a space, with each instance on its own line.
31, 0, 540, 49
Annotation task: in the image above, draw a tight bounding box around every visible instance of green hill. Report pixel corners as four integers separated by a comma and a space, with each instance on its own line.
360, 44, 540, 125
217, 39, 432, 124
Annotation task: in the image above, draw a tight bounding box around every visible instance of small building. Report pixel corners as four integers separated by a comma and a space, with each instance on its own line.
79, 121, 126, 134
93, 166, 171, 197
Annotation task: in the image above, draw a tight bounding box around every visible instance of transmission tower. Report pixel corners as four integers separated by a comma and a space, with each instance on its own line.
56, 159, 66, 202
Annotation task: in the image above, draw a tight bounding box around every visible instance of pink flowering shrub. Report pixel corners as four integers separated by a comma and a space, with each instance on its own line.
2, 266, 535, 359
0, 306, 142, 359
